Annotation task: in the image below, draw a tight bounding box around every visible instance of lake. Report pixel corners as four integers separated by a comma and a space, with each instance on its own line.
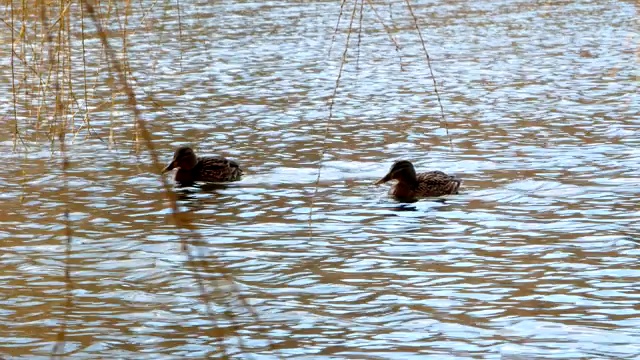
0, 0, 638, 358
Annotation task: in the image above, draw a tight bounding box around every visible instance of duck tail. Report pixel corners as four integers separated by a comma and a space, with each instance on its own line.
449, 179, 462, 194
231, 165, 243, 181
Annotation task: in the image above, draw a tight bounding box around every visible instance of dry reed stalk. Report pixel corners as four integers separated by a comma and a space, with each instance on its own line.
308, 0, 359, 239
356, 0, 365, 70
402, 0, 451, 150
308, 0, 452, 240
176, 0, 183, 72
10, 0, 25, 150
365, 0, 404, 70
328, 0, 348, 58
77, 0, 94, 141
51, 0, 74, 357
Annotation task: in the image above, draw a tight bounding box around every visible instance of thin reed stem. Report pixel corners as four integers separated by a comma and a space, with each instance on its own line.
51, 0, 74, 357
79, 0, 99, 140
403, 0, 452, 150
365, 0, 404, 71
356, 0, 364, 71
328, 0, 348, 58
176, 0, 183, 72
11, 0, 20, 150
309, 0, 359, 239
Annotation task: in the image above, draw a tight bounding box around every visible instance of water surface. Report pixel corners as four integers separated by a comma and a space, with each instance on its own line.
0, 0, 639, 358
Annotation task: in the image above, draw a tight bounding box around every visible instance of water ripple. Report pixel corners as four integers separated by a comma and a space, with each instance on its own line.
1, 0, 639, 358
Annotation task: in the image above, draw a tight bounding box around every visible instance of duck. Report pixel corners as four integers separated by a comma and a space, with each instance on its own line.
162, 146, 243, 185
375, 160, 461, 201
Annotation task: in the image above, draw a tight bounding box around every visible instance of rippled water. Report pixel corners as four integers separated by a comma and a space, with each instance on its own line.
1, 0, 639, 358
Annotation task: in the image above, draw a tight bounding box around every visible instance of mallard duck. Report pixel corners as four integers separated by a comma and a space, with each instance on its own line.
375, 160, 461, 201
162, 146, 243, 184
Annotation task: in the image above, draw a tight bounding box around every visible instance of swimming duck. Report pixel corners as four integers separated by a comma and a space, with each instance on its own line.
375, 160, 461, 201
162, 146, 243, 184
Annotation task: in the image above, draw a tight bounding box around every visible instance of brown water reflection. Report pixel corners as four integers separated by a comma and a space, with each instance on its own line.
1, 0, 639, 359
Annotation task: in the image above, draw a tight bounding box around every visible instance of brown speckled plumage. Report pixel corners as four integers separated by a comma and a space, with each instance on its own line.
162, 147, 243, 185
375, 160, 461, 202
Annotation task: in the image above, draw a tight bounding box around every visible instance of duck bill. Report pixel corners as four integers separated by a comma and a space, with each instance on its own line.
162, 160, 176, 174
374, 173, 392, 185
